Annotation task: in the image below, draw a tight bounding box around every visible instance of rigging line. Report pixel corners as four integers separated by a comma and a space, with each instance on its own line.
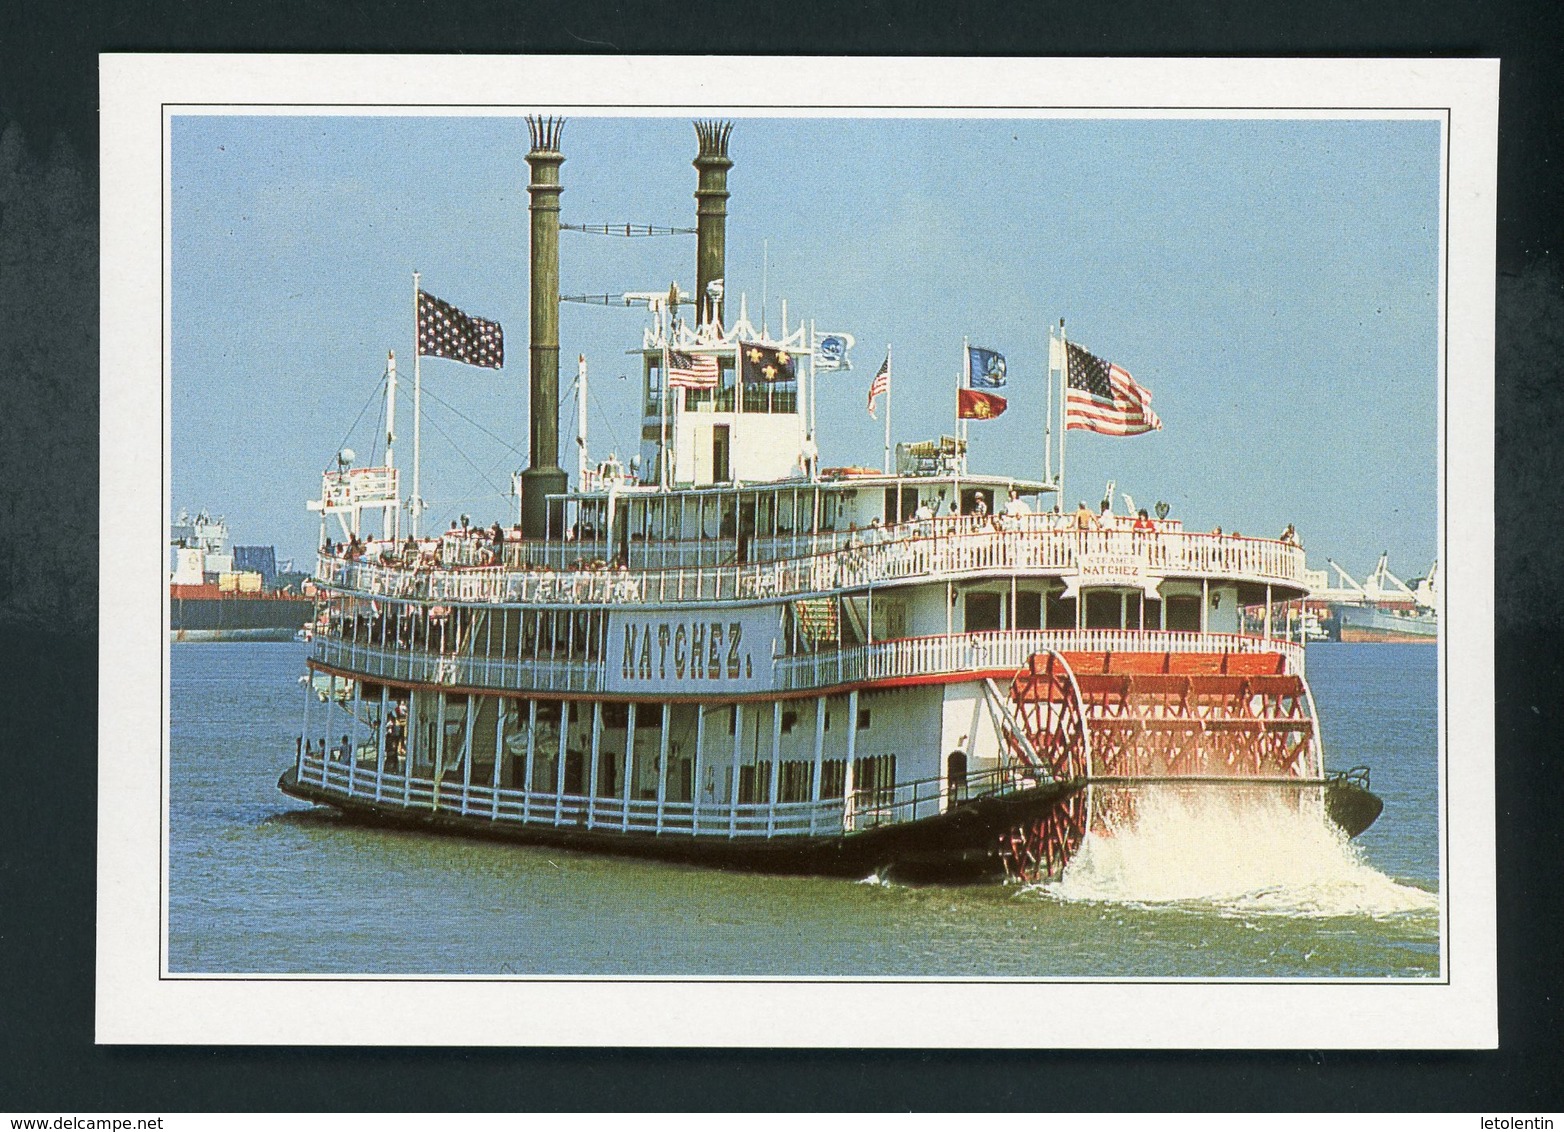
418, 382, 528, 458
335, 366, 389, 457
367, 382, 387, 467
417, 404, 510, 501
583, 378, 627, 455
445, 451, 519, 519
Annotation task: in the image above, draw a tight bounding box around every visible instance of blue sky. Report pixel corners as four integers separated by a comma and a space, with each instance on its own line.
170, 114, 1441, 579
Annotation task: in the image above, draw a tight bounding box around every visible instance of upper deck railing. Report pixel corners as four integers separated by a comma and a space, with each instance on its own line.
317, 517, 1307, 609
311, 627, 1305, 696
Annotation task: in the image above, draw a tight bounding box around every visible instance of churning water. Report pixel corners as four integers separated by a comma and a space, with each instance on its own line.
1037, 785, 1439, 920
166, 641, 1441, 978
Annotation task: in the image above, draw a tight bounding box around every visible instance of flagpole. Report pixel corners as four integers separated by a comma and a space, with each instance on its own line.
1058, 318, 1068, 509
883, 343, 893, 474
660, 336, 670, 492
1044, 329, 1053, 489
411, 270, 422, 538
808, 320, 818, 471
958, 337, 968, 475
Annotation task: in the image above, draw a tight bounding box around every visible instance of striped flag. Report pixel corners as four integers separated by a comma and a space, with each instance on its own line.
867, 354, 890, 418
668, 350, 719, 389
1065, 342, 1162, 435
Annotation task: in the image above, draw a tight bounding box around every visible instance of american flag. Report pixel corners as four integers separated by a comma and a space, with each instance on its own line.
667, 350, 719, 389
867, 354, 890, 418
1065, 342, 1162, 435
416, 290, 504, 369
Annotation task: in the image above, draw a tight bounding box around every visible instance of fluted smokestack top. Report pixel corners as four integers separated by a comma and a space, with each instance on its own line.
693, 120, 734, 330
694, 120, 734, 164
526, 115, 566, 155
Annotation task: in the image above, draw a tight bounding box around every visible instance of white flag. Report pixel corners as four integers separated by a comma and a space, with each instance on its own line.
813, 332, 855, 371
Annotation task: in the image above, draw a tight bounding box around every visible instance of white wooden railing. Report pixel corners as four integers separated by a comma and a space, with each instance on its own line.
318, 520, 1306, 610
298, 754, 1046, 839
312, 628, 1304, 695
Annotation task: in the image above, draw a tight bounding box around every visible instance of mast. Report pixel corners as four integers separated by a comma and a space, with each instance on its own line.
386, 349, 397, 473
386, 348, 398, 540
575, 353, 589, 490
411, 271, 422, 537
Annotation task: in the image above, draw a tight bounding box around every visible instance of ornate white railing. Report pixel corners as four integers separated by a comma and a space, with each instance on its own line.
297, 754, 1044, 839
312, 627, 1304, 696
300, 752, 848, 837
318, 521, 1306, 610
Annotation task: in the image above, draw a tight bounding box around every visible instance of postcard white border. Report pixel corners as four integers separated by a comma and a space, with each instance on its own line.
99, 54, 1497, 1047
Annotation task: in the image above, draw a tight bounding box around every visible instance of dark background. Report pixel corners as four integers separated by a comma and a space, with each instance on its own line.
2, 0, 1560, 1111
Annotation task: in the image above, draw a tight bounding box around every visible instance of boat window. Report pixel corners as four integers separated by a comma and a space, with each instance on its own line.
964, 592, 1003, 633
643, 354, 663, 417
1085, 591, 1122, 630
1165, 594, 1201, 632
1011, 591, 1042, 630
1046, 590, 1077, 630
857, 708, 871, 731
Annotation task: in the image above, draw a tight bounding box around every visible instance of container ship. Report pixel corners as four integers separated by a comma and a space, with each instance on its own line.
170, 508, 314, 642
279, 117, 1381, 883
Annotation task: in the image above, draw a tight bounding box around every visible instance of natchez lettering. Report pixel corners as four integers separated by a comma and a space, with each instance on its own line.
621, 621, 755, 681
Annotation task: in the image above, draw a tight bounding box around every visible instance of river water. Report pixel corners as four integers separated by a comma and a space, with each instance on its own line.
166, 642, 1440, 978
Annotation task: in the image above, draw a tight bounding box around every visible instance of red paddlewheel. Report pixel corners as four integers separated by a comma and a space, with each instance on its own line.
1008, 649, 1322, 785
998, 790, 1089, 883
1006, 652, 1089, 780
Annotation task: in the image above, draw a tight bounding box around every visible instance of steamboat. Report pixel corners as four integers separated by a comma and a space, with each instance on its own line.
280, 117, 1381, 883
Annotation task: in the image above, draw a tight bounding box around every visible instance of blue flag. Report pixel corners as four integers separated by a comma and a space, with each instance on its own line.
967, 346, 1007, 388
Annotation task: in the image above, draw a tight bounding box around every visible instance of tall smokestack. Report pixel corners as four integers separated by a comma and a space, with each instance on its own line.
521, 115, 568, 538
693, 120, 733, 330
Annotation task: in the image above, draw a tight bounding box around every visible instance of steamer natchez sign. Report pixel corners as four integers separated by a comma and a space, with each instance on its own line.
607, 605, 781, 693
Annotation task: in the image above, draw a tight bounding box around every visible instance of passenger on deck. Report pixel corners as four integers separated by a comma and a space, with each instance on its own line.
1074, 501, 1098, 530
1132, 509, 1156, 535
1279, 523, 1299, 546
1004, 488, 1031, 518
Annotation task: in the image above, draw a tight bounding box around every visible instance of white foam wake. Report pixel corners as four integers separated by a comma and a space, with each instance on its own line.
1036, 785, 1437, 919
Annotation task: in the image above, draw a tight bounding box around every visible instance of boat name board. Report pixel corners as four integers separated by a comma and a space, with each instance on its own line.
607, 605, 780, 692
1061, 553, 1164, 599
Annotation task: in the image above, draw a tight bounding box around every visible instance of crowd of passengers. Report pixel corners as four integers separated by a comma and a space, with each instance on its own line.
319, 495, 1303, 576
